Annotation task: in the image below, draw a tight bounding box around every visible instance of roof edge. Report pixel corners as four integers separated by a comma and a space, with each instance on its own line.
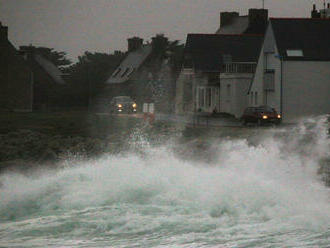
270, 17, 330, 20
187, 33, 264, 37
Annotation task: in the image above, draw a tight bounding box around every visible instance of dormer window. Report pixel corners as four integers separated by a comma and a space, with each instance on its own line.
127, 68, 135, 77
112, 68, 121, 77
286, 50, 303, 57
121, 68, 130, 78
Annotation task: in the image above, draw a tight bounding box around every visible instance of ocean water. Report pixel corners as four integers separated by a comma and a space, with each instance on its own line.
0, 117, 329, 247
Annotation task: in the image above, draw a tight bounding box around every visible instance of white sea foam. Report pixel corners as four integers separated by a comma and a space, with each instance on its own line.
0, 116, 329, 247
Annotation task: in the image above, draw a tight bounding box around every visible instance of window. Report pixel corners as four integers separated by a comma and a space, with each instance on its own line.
207, 88, 212, 107
127, 68, 135, 77
222, 63, 256, 73
112, 68, 121, 77
264, 70, 275, 91
199, 88, 205, 108
286, 50, 303, 57
227, 84, 231, 97
121, 68, 130, 78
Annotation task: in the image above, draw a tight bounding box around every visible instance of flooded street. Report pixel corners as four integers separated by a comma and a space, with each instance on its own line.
0, 116, 329, 247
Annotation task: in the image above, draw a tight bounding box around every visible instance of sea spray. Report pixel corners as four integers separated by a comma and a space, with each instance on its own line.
0, 116, 329, 247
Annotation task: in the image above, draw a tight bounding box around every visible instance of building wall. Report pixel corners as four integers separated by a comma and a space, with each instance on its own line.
175, 68, 194, 114
194, 72, 221, 113
28, 57, 61, 110
282, 61, 330, 121
249, 24, 281, 113
7, 55, 33, 111
0, 41, 32, 112
251, 24, 330, 122
220, 74, 252, 118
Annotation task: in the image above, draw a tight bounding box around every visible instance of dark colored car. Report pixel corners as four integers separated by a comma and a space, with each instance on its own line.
110, 96, 137, 113
241, 106, 281, 125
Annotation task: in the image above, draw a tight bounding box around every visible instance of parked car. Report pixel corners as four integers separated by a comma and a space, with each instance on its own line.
110, 96, 137, 113
241, 106, 281, 125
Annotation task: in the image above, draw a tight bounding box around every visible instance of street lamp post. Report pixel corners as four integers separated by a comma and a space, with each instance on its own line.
275, 54, 283, 117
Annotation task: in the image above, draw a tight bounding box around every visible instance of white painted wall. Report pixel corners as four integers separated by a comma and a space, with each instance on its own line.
250, 23, 330, 122
220, 74, 252, 118
283, 61, 330, 121
250, 24, 281, 113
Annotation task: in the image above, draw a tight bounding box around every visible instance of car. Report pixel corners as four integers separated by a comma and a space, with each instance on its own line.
241, 105, 281, 125
110, 96, 137, 113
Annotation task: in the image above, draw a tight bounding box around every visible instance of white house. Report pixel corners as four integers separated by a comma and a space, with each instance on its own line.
249, 18, 330, 122
175, 8, 267, 115
219, 35, 263, 118
175, 34, 263, 117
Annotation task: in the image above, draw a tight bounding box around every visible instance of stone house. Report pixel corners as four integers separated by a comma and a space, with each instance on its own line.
0, 22, 66, 112
0, 22, 33, 112
19, 46, 66, 110
248, 18, 330, 122
97, 35, 176, 113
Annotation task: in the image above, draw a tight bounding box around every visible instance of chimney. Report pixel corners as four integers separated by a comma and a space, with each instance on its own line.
0, 22, 8, 42
311, 4, 321, 18
220, 12, 239, 27
248, 9, 268, 33
127, 37, 143, 52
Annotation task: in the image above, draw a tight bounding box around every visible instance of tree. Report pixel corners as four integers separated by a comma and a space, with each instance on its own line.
63, 51, 125, 108
33, 46, 72, 68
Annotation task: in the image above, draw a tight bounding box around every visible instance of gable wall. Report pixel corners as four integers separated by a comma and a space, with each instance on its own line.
283, 61, 330, 121
250, 24, 281, 112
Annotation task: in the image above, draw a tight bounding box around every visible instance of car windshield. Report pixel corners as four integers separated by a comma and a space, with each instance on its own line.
114, 96, 133, 103
256, 106, 274, 112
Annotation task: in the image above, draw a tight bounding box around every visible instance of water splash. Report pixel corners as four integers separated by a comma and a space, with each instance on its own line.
0, 116, 329, 247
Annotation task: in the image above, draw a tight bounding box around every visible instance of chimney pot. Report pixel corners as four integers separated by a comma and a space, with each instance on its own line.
220, 12, 239, 27
0, 24, 8, 41
127, 37, 143, 52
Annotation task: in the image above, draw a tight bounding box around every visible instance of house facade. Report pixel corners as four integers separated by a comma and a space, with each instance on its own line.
98, 35, 176, 113
175, 34, 263, 117
175, 8, 267, 116
19, 46, 66, 110
219, 61, 258, 118
0, 22, 33, 112
249, 18, 330, 122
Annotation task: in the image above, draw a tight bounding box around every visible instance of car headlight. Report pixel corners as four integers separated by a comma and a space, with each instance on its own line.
117, 104, 122, 108
277, 114, 281, 119
132, 103, 137, 108
262, 115, 268, 119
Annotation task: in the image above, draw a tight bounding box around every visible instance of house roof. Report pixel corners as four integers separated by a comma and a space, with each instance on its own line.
185, 34, 263, 72
270, 18, 330, 61
34, 54, 65, 84
106, 45, 152, 84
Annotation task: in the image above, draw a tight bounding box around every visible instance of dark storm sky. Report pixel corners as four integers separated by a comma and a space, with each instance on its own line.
0, 0, 323, 60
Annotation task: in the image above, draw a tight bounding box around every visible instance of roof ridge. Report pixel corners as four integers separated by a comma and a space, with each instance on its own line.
188, 33, 263, 37
270, 17, 330, 20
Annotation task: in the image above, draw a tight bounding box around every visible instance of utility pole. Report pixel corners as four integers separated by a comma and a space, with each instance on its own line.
262, 0, 265, 9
